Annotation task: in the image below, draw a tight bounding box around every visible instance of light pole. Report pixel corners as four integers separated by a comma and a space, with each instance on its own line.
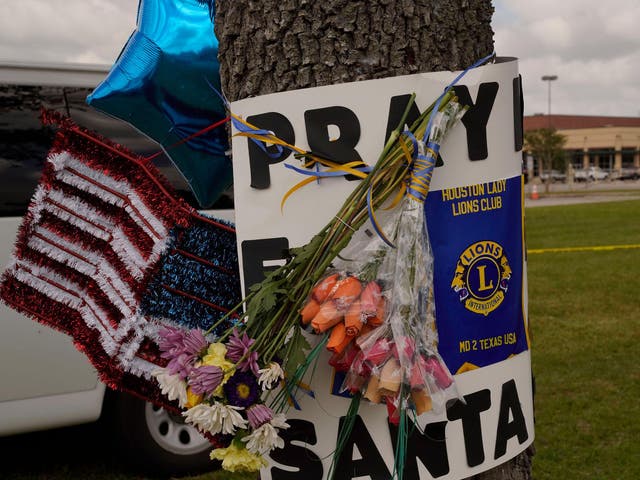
540, 75, 558, 183
541, 75, 558, 128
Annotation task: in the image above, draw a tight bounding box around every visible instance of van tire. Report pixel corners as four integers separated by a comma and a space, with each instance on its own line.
106, 392, 216, 478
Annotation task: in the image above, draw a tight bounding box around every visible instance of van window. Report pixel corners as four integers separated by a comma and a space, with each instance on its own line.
0, 84, 231, 217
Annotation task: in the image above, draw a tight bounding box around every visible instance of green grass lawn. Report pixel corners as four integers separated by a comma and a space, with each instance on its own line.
2, 200, 638, 479
526, 200, 640, 480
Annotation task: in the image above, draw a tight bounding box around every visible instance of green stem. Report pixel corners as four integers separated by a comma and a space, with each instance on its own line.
204, 291, 256, 336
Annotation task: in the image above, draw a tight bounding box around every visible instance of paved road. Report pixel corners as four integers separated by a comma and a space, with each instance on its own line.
524, 179, 640, 208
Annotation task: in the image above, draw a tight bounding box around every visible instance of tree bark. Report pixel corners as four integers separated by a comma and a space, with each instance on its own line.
215, 1, 532, 478
216, 0, 494, 101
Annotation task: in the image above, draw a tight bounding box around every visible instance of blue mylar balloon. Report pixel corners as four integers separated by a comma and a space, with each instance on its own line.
87, 0, 230, 208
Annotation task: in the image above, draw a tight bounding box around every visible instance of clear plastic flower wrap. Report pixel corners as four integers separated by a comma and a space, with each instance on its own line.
384, 190, 459, 415
320, 101, 469, 420
387, 100, 468, 414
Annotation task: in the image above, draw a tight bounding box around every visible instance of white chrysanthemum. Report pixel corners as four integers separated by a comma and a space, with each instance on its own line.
183, 404, 216, 433
242, 423, 284, 455
241, 413, 290, 455
270, 413, 290, 430
153, 369, 188, 408
183, 401, 248, 435
257, 362, 284, 390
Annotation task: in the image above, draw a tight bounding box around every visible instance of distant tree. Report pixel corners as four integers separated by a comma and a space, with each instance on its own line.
525, 128, 567, 192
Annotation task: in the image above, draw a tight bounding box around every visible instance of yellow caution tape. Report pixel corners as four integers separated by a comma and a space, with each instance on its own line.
527, 244, 640, 254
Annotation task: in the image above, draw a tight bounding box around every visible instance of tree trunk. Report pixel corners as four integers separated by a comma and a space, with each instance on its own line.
216, 0, 494, 101
215, 1, 533, 478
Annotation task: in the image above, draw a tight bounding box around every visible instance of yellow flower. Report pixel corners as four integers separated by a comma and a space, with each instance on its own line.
210, 442, 267, 472
201, 343, 235, 397
203, 343, 227, 365
184, 387, 203, 409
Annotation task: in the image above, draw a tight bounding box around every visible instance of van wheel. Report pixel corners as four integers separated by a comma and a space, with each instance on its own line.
107, 392, 216, 478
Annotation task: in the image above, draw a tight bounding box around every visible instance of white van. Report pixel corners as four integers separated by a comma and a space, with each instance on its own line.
0, 62, 223, 476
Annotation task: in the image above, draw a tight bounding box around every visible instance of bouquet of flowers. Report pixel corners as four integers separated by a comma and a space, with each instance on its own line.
297, 99, 467, 479
301, 272, 385, 354
153, 325, 289, 472
151, 91, 467, 476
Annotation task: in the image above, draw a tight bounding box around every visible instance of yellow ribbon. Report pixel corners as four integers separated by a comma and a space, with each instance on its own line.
231, 113, 415, 227
365, 133, 418, 245
280, 160, 370, 212
406, 156, 436, 203
231, 113, 373, 210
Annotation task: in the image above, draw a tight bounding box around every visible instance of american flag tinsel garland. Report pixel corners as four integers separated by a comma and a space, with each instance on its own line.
140, 219, 241, 334
0, 112, 240, 411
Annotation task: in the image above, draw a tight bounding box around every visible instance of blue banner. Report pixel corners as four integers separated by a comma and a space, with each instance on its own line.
425, 175, 529, 374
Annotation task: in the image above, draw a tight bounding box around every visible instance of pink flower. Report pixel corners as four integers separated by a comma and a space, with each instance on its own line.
188, 365, 224, 395
386, 395, 400, 425
158, 326, 208, 359
363, 338, 393, 366
409, 356, 429, 389
396, 336, 416, 362
246, 404, 274, 430
226, 329, 260, 376
328, 342, 359, 372
342, 350, 371, 394
425, 357, 453, 389
349, 350, 371, 377
343, 371, 367, 394
360, 281, 382, 314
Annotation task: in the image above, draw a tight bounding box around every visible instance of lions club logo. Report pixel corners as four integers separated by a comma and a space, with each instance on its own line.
451, 241, 511, 316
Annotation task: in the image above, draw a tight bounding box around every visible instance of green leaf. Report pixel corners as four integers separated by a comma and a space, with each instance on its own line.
288, 234, 323, 265
283, 327, 311, 376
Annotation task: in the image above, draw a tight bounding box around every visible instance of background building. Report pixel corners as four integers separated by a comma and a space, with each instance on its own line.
524, 114, 640, 177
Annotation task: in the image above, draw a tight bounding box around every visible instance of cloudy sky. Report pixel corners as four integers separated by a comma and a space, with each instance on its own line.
0, 0, 638, 117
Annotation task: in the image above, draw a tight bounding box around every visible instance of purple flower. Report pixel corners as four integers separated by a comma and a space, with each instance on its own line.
165, 353, 193, 379
188, 365, 224, 395
157, 326, 187, 357
224, 371, 260, 408
226, 329, 254, 361
246, 404, 274, 430
182, 329, 208, 356
226, 329, 260, 376
158, 327, 209, 379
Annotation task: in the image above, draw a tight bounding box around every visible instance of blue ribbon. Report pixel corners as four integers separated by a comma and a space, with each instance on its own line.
285, 380, 316, 411
365, 52, 496, 245
422, 51, 496, 144
426, 141, 440, 154
284, 162, 372, 177
402, 130, 420, 160
230, 116, 286, 160
207, 80, 287, 160
407, 154, 437, 203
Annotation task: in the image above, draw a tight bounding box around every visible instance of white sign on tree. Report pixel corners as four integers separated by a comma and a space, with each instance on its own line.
230, 57, 533, 480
